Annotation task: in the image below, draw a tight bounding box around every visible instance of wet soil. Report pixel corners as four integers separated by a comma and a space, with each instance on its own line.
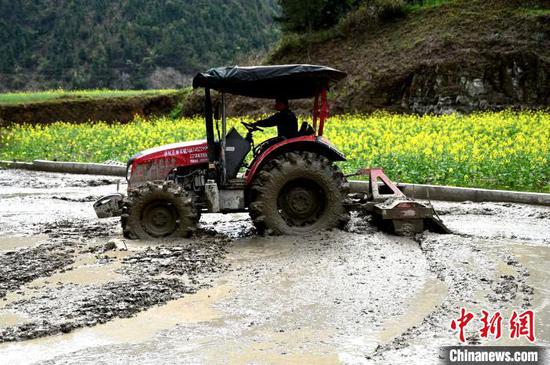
0, 240, 76, 299
0, 169, 548, 364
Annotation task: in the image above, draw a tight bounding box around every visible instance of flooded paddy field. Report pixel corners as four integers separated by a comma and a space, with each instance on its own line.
0, 169, 548, 364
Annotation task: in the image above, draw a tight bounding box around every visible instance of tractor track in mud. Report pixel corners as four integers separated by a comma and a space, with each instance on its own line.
0, 216, 231, 343
371, 233, 537, 362
0, 169, 548, 364
0, 241, 76, 300
369, 201, 548, 363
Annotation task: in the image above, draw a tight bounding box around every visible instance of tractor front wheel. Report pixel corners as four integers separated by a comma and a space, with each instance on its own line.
249, 151, 350, 235
121, 181, 198, 239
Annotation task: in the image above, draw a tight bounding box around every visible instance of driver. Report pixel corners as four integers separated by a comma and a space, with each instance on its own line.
250, 97, 298, 138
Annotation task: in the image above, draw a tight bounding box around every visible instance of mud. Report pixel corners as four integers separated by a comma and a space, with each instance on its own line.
120, 236, 230, 278
1, 278, 196, 342
0, 169, 548, 364
0, 241, 76, 299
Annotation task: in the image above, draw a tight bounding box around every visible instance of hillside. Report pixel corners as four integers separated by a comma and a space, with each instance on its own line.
0, 0, 279, 91
264, 0, 549, 114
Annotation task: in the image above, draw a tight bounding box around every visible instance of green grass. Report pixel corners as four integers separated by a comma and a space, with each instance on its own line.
269, 0, 453, 62
405, 0, 449, 12
517, 6, 550, 17
0, 89, 178, 105
0, 111, 549, 192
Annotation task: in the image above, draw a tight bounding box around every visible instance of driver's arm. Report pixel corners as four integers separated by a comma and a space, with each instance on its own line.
254, 113, 280, 128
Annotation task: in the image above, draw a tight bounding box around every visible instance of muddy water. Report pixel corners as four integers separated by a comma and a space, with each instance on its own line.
479, 240, 550, 346
0, 235, 48, 251
0, 170, 549, 364
512, 244, 550, 343
0, 312, 28, 329
25, 251, 129, 288
0, 240, 127, 331
376, 278, 448, 343
0, 169, 123, 236
205, 328, 340, 365
0, 284, 229, 364
0, 230, 439, 364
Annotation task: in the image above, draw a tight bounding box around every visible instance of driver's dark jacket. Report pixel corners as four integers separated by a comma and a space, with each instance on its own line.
254, 109, 298, 138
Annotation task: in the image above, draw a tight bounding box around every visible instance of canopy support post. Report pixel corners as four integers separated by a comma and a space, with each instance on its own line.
220, 92, 227, 185
204, 88, 216, 164
318, 88, 328, 136
313, 93, 319, 134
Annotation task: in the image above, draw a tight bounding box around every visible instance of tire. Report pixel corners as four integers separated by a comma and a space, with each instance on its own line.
121, 180, 198, 239
249, 151, 350, 235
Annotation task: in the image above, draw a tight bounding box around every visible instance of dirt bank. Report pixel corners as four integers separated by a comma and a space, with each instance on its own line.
0, 93, 180, 126
0, 169, 548, 364
266, 0, 550, 115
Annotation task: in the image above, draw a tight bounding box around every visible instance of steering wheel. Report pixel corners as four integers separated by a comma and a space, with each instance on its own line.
242, 121, 263, 133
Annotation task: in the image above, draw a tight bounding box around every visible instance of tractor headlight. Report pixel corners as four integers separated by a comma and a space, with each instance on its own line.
126, 164, 133, 181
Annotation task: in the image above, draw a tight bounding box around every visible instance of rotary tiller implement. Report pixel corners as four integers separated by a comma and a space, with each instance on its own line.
347, 168, 450, 235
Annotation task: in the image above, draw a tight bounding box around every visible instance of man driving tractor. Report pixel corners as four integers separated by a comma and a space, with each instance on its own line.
245, 97, 298, 138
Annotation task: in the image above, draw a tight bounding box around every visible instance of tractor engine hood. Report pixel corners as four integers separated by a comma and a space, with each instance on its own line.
126, 139, 208, 187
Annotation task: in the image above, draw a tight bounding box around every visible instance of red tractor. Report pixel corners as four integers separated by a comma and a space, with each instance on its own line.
94, 64, 448, 239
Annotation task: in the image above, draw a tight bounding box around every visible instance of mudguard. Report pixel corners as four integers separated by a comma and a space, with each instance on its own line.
93, 193, 124, 218
244, 135, 346, 185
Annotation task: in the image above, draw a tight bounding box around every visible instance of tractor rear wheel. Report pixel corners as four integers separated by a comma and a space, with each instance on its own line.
121, 181, 198, 239
249, 151, 350, 235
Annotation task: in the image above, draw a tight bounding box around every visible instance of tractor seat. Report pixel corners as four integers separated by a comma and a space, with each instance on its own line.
253, 123, 314, 157
298, 122, 315, 136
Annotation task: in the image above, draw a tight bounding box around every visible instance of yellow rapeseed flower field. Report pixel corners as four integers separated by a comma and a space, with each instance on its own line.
0, 110, 548, 192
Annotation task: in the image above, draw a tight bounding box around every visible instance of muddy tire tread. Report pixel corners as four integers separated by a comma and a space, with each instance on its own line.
121, 180, 198, 240
249, 151, 350, 235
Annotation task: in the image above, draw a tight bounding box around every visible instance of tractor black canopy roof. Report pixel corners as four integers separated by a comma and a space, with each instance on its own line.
192, 64, 346, 99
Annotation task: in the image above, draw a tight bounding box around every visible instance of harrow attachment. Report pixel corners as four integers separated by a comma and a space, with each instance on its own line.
348, 168, 450, 236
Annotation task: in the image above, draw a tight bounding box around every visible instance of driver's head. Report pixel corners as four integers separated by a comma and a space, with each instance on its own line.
274, 97, 289, 111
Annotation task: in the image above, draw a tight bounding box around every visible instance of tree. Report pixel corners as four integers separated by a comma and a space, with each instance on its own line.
0, 0, 280, 91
